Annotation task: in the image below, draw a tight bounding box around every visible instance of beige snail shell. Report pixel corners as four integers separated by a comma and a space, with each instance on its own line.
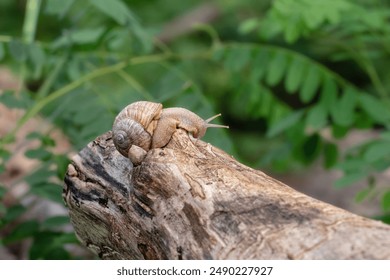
112, 101, 162, 162
112, 101, 228, 165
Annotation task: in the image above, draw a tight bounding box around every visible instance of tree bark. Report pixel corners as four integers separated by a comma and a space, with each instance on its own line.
63, 130, 390, 259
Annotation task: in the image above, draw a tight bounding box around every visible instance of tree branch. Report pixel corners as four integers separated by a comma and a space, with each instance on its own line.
63, 130, 390, 259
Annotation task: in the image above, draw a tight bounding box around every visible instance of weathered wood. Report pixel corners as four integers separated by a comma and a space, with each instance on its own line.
63, 130, 390, 259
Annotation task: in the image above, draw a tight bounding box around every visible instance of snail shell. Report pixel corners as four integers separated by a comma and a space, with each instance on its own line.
112, 100, 228, 165
112, 101, 162, 162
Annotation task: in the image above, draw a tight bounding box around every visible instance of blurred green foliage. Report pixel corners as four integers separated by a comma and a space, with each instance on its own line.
0, 0, 390, 259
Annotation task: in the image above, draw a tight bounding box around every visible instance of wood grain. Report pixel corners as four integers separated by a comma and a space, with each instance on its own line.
63, 130, 390, 259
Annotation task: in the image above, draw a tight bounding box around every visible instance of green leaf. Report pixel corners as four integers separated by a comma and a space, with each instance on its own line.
0, 42, 5, 61
250, 49, 270, 82
284, 16, 302, 43
330, 87, 357, 126
28, 43, 46, 78
266, 51, 288, 86
320, 75, 338, 111
334, 173, 366, 188
336, 158, 366, 173
52, 27, 106, 48
1, 205, 26, 226
0, 148, 11, 162
53, 232, 79, 244
45, 0, 75, 18
239, 18, 260, 34
53, 154, 70, 179
381, 131, 390, 141
267, 110, 304, 138
27, 132, 56, 147
0, 203, 6, 218
332, 124, 348, 139
359, 94, 390, 123
8, 40, 27, 62
30, 183, 63, 204
73, 106, 104, 125
381, 191, 390, 212
323, 142, 338, 169
301, 133, 322, 164
71, 27, 105, 44
41, 216, 70, 230
300, 66, 321, 103
0, 91, 32, 109
30, 231, 73, 260
3, 220, 39, 244
285, 56, 305, 93
305, 105, 327, 131
25, 167, 56, 186
355, 188, 372, 203
211, 47, 226, 62
0, 185, 6, 199
25, 147, 52, 161
223, 48, 251, 72
363, 141, 390, 163
89, 0, 135, 25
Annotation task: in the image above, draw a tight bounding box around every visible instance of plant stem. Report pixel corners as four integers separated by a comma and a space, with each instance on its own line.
22, 0, 42, 44
19, 0, 42, 93
35, 53, 68, 99
0, 53, 173, 147
117, 70, 154, 100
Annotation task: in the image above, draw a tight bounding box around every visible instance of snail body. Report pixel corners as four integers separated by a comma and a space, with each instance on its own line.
112, 101, 228, 164
152, 107, 227, 148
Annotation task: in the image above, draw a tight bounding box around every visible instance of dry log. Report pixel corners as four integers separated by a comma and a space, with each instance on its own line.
63, 130, 390, 259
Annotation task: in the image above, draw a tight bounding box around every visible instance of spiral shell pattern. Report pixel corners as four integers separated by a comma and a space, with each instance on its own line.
112, 101, 162, 158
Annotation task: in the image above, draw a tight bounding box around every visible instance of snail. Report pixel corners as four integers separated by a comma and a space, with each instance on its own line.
112, 101, 229, 165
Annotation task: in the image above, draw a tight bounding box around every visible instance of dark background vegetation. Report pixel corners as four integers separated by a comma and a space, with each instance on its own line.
0, 0, 389, 259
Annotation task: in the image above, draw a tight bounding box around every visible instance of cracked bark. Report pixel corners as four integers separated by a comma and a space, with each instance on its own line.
63, 130, 390, 259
